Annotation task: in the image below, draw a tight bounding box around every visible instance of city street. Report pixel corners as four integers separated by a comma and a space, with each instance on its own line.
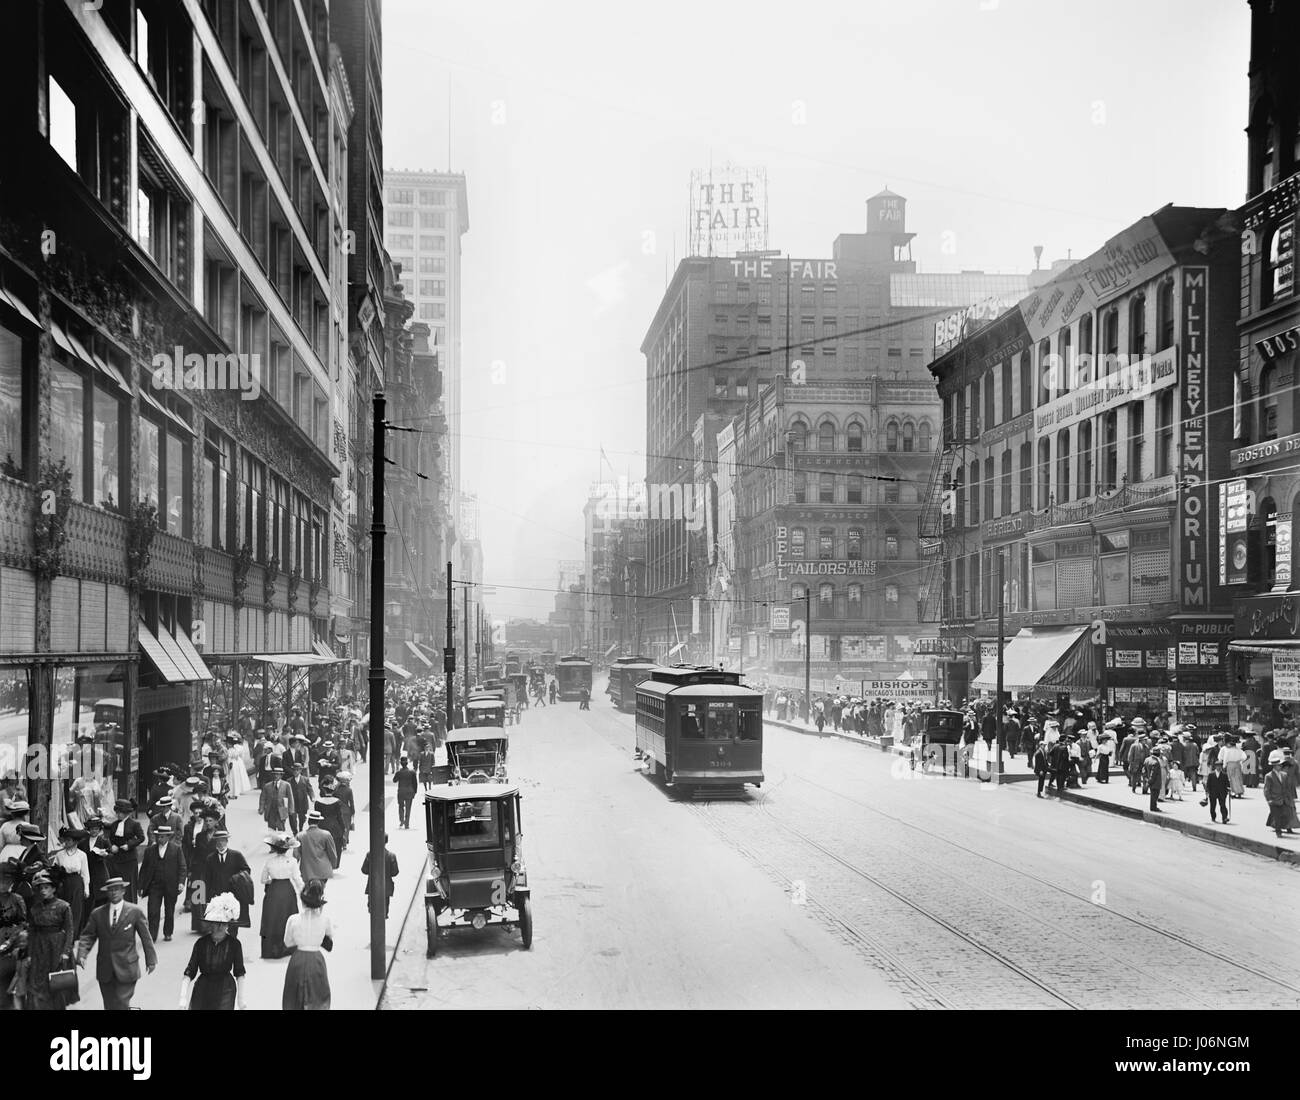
385, 696, 1300, 1010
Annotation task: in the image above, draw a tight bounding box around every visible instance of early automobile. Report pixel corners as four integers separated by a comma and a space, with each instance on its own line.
423, 782, 532, 958
908, 707, 966, 773
445, 728, 508, 783
465, 697, 507, 729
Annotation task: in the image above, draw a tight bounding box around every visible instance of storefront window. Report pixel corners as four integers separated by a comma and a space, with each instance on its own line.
50, 361, 85, 499
0, 668, 32, 784
140, 416, 160, 510
91, 381, 121, 509
0, 326, 27, 479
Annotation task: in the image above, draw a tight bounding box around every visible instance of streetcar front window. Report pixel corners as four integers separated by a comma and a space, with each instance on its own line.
738, 709, 761, 741
680, 703, 705, 739
706, 702, 738, 740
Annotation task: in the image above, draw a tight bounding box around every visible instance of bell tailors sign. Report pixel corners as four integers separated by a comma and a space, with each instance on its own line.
1019, 216, 1175, 344
689, 166, 768, 257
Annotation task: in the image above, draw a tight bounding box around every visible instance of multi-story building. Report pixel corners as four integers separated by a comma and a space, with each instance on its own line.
333, 0, 385, 676
645, 190, 1029, 678
1224, 0, 1300, 715
583, 478, 647, 660
925, 207, 1240, 721
0, 0, 351, 820
383, 170, 469, 499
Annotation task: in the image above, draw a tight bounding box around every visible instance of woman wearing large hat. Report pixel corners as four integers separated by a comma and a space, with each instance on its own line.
282, 879, 333, 1010
25, 870, 77, 1010
259, 833, 303, 959
50, 827, 90, 934
104, 799, 145, 901
179, 893, 246, 1010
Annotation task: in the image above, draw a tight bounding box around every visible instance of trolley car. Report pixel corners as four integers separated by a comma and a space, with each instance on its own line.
555, 655, 593, 701
606, 656, 657, 712
635, 666, 763, 795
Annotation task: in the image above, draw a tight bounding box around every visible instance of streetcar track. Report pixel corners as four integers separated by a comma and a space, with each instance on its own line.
785, 770, 1300, 1000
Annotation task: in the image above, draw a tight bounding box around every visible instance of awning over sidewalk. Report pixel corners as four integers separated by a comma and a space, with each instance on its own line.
1228, 639, 1300, 653
139, 622, 212, 683
313, 639, 337, 660
251, 652, 341, 667
405, 641, 433, 668
971, 626, 1091, 693
384, 660, 412, 681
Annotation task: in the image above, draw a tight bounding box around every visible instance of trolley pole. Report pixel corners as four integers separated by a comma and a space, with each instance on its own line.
995, 552, 1005, 782
445, 562, 454, 733
804, 589, 812, 727
464, 585, 471, 695
367, 392, 387, 981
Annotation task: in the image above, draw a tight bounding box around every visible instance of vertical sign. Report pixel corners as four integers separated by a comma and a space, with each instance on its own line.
1179, 267, 1209, 609
1276, 517, 1293, 589
1223, 478, 1250, 586
775, 525, 788, 583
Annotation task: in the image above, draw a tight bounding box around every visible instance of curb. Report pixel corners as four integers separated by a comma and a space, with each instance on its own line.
1048, 787, 1300, 865
764, 715, 1300, 862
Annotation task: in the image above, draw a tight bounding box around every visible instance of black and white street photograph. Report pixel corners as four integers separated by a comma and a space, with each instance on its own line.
0, 0, 1296, 1065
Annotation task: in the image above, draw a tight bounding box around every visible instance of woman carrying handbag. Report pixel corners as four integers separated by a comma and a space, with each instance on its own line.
25, 871, 78, 1010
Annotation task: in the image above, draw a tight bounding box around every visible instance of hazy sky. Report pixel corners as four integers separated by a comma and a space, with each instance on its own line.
381, 0, 1249, 622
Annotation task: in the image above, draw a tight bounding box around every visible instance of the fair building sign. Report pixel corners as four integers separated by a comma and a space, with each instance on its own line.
690, 166, 768, 257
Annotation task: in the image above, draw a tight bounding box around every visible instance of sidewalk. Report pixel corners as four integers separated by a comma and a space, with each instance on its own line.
70, 752, 430, 1011
763, 715, 1300, 865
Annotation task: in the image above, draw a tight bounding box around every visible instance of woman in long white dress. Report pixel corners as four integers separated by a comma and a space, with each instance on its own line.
226, 735, 252, 799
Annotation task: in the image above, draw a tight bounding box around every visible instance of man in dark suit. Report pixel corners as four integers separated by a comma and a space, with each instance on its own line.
361, 836, 399, 918
138, 825, 186, 942
295, 810, 337, 882
259, 767, 293, 831
395, 759, 418, 828
75, 877, 157, 1010
287, 762, 314, 835
147, 796, 183, 845
104, 799, 145, 902
200, 830, 251, 931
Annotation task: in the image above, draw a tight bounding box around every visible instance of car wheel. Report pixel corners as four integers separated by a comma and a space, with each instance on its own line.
425, 902, 440, 958
518, 896, 533, 949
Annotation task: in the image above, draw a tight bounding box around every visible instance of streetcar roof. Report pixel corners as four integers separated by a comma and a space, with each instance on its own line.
637, 683, 761, 699
423, 782, 518, 801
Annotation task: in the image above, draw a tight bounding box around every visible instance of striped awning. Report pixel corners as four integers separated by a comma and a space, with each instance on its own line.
384, 660, 412, 681
139, 623, 212, 683
405, 641, 433, 668
971, 627, 1090, 693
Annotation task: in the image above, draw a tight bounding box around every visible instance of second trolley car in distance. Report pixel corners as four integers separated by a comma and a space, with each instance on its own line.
606, 655, 658, 712
554, 655, 594, 701
635, 666, 763, 794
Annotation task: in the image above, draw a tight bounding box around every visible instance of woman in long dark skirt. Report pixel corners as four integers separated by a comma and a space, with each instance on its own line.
283, 879, 333, 1010
313, 793, 346, 869
25, 871, 77, 1010
50, 828, 90, 934
259, 834, 303, 959
180, 893, 246, 1010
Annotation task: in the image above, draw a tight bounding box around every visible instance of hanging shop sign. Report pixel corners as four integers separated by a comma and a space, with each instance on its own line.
1273, 651, 1300, 701
1178, 267, 1210, 610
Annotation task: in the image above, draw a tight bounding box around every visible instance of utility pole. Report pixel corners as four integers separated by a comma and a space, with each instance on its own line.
995, 551, 1005, 781
367, 392, 387, 981
804, 588, 812, 726
445, 561, 454, 732
785, 253, 792, 379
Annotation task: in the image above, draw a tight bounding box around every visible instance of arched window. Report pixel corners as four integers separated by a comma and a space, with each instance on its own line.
1128, 294, 1146, 357
1101, 410, 1119, 490
885, 420, 899, 451
902, 421, 915, 452
918, 420, 932, 451
818, 473, 835, 503
790, 527, 806, 558
1000, 449, 1012, 515
1058, 327, 1073, 394
1156, 279, 1174, 349
1056, 429, 1071, 504
846, 474, 863, 504
846, 421, 863, 453
847, 582, 862, 609
1260, 364, 1279, 441
1102, 307, 1119, 372
847, 527, 863, 560
818, 526, 834, 560
789, 420, 807, 451
1037, 437, 1051, 509
1038, 337, 1053, 405
1077, 420, 1093, 499
818, 421, 836, 452
818, 582, 833, 607
792, 583, 808, 601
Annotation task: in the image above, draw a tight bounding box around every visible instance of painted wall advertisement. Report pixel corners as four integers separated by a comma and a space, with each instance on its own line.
1273, 651, 1300, 701
1179, 267, 1211, 610
1219, 478, 1250, 586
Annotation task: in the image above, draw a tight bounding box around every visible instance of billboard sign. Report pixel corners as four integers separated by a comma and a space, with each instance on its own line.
689, 166, 768, 257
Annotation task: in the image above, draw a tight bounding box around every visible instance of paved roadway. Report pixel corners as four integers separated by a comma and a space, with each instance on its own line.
385, 694, 1300, 1010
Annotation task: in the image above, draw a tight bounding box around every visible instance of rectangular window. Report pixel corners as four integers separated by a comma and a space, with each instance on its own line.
1128, 403, 1145, 481
0, 323, 29, 480
140, 417, 160, 511
419, 212, 445, 229
50, 362, 85, 500
165, 429, 188, 537
420, 190, 447, 205
91, 381, 122, 510
818, 532, 834, 559
387, 210, 413, 226
49, 77, 79, 171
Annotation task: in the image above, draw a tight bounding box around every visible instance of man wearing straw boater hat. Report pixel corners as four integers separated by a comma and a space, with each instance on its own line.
76, 875, 156, 1010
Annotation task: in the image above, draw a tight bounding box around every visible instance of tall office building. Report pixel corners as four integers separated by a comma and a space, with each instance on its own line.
382, 170, 469, 499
